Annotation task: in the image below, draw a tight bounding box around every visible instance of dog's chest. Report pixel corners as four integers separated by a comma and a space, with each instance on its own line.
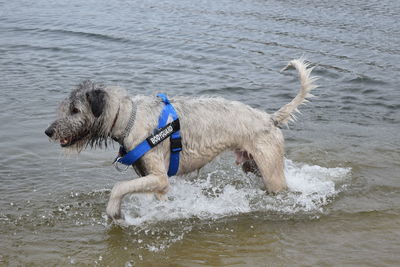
133, 159, 147, 177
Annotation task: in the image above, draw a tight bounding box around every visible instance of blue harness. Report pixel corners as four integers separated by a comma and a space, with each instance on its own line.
115, 94, 182, 177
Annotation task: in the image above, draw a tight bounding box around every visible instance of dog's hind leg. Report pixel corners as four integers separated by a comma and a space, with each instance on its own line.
249, 132, 287, 193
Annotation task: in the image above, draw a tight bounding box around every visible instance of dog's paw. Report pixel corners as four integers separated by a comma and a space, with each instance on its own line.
113, 218, 129, 228
107, 211, 128, 227
106, 199, 123, 221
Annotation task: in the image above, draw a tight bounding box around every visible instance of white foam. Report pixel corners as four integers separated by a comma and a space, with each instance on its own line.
123, 159, 351, 226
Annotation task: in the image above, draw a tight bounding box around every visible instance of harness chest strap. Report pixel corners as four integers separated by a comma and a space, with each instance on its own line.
115, 94, 182, 177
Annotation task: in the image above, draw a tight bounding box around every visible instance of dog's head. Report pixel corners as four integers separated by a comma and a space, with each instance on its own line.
45, 80, 125, 151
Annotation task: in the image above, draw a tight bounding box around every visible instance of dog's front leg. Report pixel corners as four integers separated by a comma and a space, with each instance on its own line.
106, 173, 169, 223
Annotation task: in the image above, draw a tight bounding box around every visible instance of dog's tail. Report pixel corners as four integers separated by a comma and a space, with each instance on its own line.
272, 58, 318, 127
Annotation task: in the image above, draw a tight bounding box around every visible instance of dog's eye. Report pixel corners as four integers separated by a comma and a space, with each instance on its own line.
71, 108, 80, 114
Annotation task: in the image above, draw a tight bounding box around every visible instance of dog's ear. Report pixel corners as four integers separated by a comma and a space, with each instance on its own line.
86, 89, 107, 117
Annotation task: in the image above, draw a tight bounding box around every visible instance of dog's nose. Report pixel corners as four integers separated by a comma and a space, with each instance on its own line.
45, 127, 54, 138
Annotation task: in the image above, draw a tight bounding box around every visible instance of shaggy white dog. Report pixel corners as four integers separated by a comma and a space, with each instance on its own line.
45, 58, 317, 224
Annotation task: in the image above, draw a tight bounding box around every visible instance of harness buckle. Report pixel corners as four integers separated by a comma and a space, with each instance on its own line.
113, 157, 130, 172
170, 137, 182, 152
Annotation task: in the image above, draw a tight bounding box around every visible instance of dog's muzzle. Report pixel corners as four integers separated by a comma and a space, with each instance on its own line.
45, 127, 55, 138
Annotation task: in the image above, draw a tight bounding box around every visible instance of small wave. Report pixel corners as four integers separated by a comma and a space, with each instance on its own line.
54, 29, 131, 44
5, 44, 74, 53
123, 159, 351, 226
199, 86, 249, 95
346, 75, 387, 85
2, 26, 131, 44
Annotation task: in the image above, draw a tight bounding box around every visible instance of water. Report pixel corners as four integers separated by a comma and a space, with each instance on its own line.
0, 0, 399, 265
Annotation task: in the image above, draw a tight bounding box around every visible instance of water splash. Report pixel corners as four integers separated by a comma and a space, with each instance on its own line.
123, 159, 351, 225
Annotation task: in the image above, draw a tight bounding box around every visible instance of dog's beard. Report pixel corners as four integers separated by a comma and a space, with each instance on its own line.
86, 132, 111, 149
59, 134, 90, 154
60, 133, 111, 154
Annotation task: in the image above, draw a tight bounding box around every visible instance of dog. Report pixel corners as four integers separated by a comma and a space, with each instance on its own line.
45, 58, 317, 224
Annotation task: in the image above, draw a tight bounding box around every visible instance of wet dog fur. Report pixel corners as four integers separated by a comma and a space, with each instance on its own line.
45, 59, 317, 224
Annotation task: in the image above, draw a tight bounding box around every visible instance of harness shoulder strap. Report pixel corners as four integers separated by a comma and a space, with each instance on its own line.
157, 93, 182, 176
116, 94, 182, 177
